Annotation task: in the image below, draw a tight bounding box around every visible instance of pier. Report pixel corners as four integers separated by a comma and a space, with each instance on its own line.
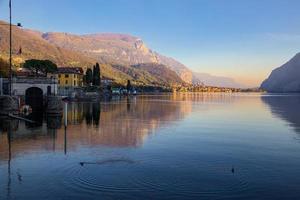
0, 77, 62, 115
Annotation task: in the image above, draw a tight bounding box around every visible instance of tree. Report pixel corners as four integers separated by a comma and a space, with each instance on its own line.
126, 80, 132, 91
93, 63, 101, 86
92, 65, 96, 85
98, 63, 101, 86
23, 59, 42, 76
40, 60, 57, 76
23, 59, 57, 76
85, 68, 93, 85
0, 58, 9, 77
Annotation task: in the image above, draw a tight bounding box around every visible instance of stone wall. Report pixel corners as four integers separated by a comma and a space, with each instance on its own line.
12, 82, 58, 96
1, 77, 59, 96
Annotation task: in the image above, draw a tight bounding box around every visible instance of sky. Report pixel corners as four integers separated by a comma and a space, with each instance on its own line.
1, 0, 300, 87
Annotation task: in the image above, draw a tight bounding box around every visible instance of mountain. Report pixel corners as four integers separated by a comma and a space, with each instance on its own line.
0, 23, 95, 67
132, 63, 184, 85
0, 20, 185, 86
261, 53, 300, 92
192, 72, 243, 88
37, 32, 193, 83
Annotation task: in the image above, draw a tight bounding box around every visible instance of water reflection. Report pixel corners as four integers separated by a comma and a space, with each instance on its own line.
0, 117, 19, 132
2, 94, 300, 199
0, 95, 192, 161
47, 115, 62, 130
25, 111, 44, 128
92, 103, 101, 126
261, 95, 300, 133
0, 118, 15, 199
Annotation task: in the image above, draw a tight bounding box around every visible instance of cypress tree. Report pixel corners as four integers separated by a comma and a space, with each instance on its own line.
85, 68, 93, 85
92, 65, 96, 85
126, 80, 132, 91
93, 63, 101, 86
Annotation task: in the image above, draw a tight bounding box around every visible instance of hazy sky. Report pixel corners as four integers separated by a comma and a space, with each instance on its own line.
1, 0, 300, 87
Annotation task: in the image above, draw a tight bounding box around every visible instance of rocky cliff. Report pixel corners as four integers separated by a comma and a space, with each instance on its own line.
261, 53, 300, 92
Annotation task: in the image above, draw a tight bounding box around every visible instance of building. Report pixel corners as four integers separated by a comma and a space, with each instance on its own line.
101, 76, 114, 86
55, 67, 84, 96
16, 67, 44, 77
56, 67, 83, 87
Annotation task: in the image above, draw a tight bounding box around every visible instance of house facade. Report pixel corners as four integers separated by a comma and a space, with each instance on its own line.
55, 67, 84, 96
101, 76, 114, 86
57, 67, 83, 87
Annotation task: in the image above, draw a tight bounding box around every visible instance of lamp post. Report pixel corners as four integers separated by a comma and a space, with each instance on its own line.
7, 0, 22, 95
9, 0, 12, 96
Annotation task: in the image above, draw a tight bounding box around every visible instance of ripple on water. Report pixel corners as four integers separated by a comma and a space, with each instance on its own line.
130, 167, 252, 199
60, 156, 256, 199
62, 157, 142, 196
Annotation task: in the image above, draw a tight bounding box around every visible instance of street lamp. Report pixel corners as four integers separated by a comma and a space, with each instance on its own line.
7, 0, 22, 95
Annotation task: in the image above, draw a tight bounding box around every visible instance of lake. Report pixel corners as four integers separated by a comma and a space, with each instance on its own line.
1, 93, 300, 200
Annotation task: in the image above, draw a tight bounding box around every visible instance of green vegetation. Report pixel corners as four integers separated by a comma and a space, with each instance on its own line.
23, 59, 57, 76
85, 68, 93, 85
84, 63, 101, 87
0, 58, 9, 77
93, 63, 101, 86
126, 80, 132, 91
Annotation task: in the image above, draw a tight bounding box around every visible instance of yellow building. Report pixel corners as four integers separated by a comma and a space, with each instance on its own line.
57, 67, 83, 87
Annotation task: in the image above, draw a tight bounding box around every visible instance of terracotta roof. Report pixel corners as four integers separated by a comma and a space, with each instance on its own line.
57, 67, 83, 74
101, 76, 114, 81
16, 71, 32, 77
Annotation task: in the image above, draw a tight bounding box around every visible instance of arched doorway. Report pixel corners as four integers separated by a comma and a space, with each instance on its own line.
25, 87, 44, 112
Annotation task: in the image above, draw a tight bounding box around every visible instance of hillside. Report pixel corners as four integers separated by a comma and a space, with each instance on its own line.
261, 53, 300, 92
132, 63, 184, 86
0, 20, 185, 86
40, 32, 193, 83
0, 23, 94, 67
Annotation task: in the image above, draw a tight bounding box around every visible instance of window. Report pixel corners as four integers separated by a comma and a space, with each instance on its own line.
58, 74, 61, 78
65, 74, 69, 78
58, 80, 60, 84
74, 80, 76, 85
65, 80, 68, 84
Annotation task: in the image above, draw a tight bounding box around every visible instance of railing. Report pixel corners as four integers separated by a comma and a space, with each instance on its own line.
2, 77, 58, 84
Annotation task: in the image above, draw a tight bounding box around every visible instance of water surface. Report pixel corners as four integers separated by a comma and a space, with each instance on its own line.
1, 93, 300, 200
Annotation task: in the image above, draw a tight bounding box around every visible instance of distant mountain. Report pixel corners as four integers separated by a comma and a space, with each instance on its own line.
0, 20, 186, 86
192, 72, 243, 88
261, 53, 300, 92
132, 63, 184, 85
1, 20, 245, 88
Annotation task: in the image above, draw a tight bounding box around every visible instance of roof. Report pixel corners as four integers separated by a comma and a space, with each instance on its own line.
101, 76, 114, 81
57, 67, 83, 74
16, 71, 32, 77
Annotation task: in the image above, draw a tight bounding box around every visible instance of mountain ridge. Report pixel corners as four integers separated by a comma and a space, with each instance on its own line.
0, 20, 185, 85
38, 31, 193, 83
261, 53, 300, 92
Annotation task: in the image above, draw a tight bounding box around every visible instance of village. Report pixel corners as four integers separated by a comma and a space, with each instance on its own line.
0, 58, 254, 119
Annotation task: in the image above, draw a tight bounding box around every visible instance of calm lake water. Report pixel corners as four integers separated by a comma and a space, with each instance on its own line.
1, 93, 300, 200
